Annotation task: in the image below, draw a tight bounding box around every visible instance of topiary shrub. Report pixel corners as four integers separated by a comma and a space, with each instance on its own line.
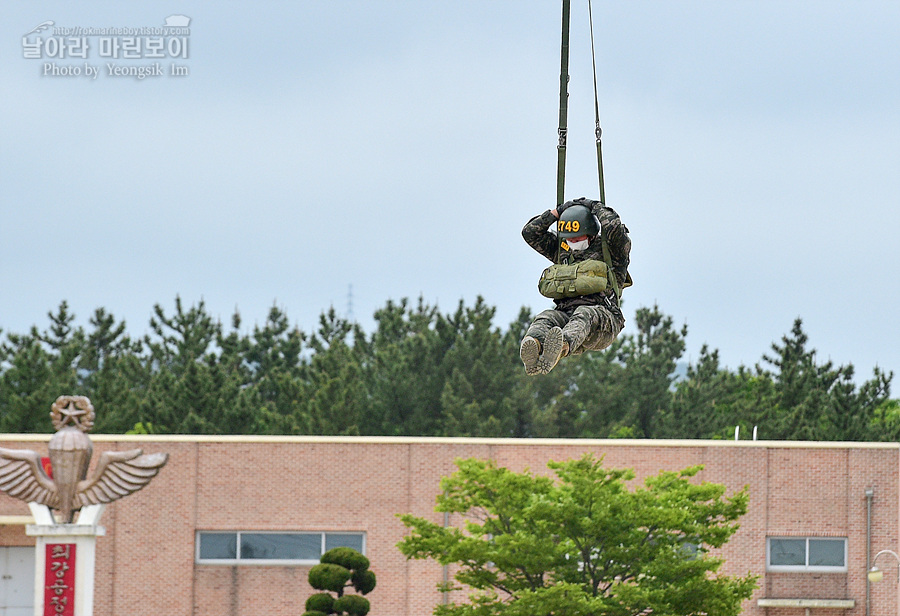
351, 568, 376, 595
308, 563, 351, 593
321, 547, 370, 572
305, 592, 335, 614
305, 547, 375, 614
333, 594, 370, 616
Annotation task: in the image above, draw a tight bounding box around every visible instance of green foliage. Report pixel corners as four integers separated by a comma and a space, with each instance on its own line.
309, 564, 352, 593
398, 454, 757, 616
740, 318, 892, 441
322, 547, 370, 572
305, 595, 335, 614
305, 548, 375, 615
615, 305, 688, 438
333, 594, 370, 616
439, 297, 521, 437
352, 569, 377, 595
305, 592, 336, 614
125, 421, 158, 435
663, 345, 747, 439
0, 297, 894, 443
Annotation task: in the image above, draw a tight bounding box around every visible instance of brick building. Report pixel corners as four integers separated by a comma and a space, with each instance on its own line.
1, 435, 898, 615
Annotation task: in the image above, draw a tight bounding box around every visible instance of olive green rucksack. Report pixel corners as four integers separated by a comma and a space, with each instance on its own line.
538, 259, 609, 299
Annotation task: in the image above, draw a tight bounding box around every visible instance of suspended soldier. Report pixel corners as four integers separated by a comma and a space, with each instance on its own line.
519, 197, 631, 375
518, 0, 632, 375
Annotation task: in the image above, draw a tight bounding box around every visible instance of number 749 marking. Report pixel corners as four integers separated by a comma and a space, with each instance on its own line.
558, 220, 580, 233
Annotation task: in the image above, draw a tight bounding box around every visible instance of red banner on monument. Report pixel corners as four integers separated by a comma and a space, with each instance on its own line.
44, 543, 76, 616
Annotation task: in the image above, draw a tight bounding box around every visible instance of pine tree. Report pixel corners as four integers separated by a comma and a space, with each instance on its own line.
80, 308, 148, 433
140, 297, 226, 433
614, 305, 687, 438
758, 319, 892, 441
439, 297, 519, 437
238, 306, 308, 434
303, 308, 367, 435
663, 345, 745, 439
0, 333, 58, 433
0, 303, 85, 433
361, 298, 448, 436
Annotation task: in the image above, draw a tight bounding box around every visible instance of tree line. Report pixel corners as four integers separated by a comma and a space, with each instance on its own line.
0, 297, 896, 441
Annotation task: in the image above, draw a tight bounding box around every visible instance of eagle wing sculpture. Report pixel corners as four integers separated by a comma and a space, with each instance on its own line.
76, 449, 169, 506
0, 396, 169, 523
0, 447, 59, 509
0, 445, 168, 521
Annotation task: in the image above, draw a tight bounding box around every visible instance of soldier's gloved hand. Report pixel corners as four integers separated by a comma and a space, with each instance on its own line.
572, 197, 603, 217
555, 200, 575, 218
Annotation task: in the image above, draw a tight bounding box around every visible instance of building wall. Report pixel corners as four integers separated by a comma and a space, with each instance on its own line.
1, 436, 897, 616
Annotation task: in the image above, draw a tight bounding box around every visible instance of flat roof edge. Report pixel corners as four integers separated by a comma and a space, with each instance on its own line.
0, 434, 897, 449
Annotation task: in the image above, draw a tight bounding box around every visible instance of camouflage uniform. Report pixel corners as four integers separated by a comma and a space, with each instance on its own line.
522, 198, 631, 359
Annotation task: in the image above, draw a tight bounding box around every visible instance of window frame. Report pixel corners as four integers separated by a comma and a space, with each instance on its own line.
195, 530, 366, 565
766, 536, 848, 573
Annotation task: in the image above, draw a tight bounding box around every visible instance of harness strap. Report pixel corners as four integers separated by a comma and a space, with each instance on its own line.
600, 224, 621, 300
588, 0, 606, 206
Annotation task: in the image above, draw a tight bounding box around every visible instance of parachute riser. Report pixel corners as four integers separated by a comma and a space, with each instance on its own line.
556, 0, 571, 207
555, 0, 606, 207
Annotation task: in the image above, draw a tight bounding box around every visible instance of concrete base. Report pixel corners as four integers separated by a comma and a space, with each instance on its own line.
25, 504, 105, 616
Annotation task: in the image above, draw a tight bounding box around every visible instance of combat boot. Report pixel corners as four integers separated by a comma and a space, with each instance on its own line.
520, 336, 542, 376
536, 327, 565, 374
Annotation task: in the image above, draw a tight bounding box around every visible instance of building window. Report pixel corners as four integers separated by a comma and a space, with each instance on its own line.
766, 537, 847, 572
196, 531, 365, 564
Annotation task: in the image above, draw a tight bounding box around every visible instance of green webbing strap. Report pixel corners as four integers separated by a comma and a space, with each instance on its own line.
588, 0, 606, 206
556, 0, 571, 207
600, 224, 621, 300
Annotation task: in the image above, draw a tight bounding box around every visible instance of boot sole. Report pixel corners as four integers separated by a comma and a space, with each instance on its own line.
536, 327, 564, 374
520, 336, 541, 376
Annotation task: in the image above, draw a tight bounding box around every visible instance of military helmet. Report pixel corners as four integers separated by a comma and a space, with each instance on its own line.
557, 204, 600, 238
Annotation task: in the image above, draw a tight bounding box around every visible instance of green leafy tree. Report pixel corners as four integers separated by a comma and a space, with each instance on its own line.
3, 297, 896, 441
303, 547, 376, 616
226, 306, 309, 434
145, 296, 219, 372
872, 399, 900, 440
568, 345, 627, 438
398, 454, 756, 616
37, 301, 84, 401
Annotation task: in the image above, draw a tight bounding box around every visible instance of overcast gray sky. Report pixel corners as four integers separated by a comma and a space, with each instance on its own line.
2, 1, 899, 381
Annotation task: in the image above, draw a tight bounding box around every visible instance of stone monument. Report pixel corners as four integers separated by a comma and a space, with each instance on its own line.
0, 395, 169, 616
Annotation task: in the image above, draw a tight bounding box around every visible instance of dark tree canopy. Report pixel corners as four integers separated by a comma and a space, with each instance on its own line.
0, 297, 894, 441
